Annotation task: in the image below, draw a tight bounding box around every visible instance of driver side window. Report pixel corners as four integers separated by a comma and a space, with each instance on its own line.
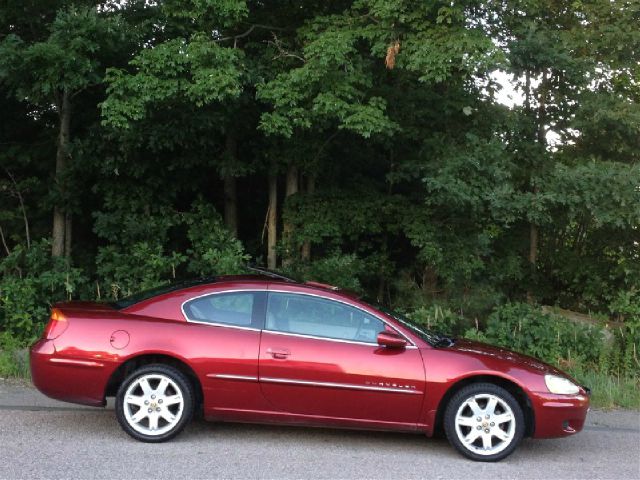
266, 293, 385, 343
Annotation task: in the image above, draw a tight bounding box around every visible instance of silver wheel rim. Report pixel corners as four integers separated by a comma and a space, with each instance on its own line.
454, 393, 516, 456
123, 373, 184, 436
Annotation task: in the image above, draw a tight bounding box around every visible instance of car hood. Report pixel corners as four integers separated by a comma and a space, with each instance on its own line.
447, 338, 565, 376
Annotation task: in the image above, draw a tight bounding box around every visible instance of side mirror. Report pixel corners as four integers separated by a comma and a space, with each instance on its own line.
377, 331, 407, 348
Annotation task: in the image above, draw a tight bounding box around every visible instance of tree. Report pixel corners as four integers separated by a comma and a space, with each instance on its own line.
0, 6, 126, 257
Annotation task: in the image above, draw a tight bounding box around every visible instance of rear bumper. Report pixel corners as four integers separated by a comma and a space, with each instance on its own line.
530, 389, 590, 438
30, 339, 108, 407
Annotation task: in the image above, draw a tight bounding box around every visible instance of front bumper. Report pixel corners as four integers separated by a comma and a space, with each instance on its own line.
530, 388, 590, 438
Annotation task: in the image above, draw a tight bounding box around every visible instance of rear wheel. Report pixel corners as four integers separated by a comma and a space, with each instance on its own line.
116, 364, 194, 442
444, 383, 524, 461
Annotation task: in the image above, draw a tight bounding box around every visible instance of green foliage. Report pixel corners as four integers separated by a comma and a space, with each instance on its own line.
465, 303, 605, 368
96, 243, 186, 300
407, 305, 469, 336
1, 0, 639, 409
288, 252, 366, 293
184, 201, 249, 276
0, 6, 125, 103
463, 303, 639, 382
0, 331, 30, 378
102, 37, 244, 129
567, 367, 639, 410
0, 240, 84, 343
94, 200, 249, 300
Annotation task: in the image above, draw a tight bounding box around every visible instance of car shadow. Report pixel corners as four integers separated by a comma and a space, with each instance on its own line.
39, 407, 594, 465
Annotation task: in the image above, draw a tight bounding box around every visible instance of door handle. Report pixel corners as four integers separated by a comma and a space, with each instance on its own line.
266, 348, 290, 359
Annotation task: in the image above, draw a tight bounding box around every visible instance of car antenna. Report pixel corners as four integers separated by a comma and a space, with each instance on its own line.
246, 265, 298, 283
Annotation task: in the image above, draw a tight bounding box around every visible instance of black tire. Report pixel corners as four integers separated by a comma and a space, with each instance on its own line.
444, 382, 525, 462
115, 364, 194, 443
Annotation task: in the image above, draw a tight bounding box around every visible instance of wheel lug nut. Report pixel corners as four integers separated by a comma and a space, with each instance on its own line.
490, 422, 495, 427
148, 408, 152, 413
476, 426, 482, 430
156, 407, 161, 412
476, 417, 481, 422
151, 395, 156, 399
484, 429, 490, 433
158, 399, 163, 404
144, 400, 149, 405
485, 415, 490, 419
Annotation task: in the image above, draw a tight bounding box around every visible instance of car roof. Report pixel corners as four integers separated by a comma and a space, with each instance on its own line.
113, 274, 349, 310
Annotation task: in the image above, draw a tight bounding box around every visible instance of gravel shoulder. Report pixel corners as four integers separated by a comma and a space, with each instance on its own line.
1, 380, 638, 480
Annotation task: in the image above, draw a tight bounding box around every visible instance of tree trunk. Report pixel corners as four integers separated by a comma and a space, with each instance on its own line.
52, 89, 71, 257
527, 222, 538, 304
223, 175, 238, 237
301, 175, 315, 262
64, 211, 72, 258
223, 134, 238, 237
282, 164, 299, 267
267, 168, 278, 269
422, 265, 438, 298
527, 71, 547, 304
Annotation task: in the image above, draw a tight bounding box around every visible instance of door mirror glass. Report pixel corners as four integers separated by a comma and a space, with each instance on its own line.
377, 331, 407, 348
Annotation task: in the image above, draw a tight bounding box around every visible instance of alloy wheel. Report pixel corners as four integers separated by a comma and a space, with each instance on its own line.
122, 373, 185, 436
454, 393, 516, 456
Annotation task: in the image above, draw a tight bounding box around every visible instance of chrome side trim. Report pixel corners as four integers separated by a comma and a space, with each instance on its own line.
49, 358, 104, 368
207, 374, 258, 382
260, 376, 422, 395
186, 318, 261, 332
262, 329, 417, 349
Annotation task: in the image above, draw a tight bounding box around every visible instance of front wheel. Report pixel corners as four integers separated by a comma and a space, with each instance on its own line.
444, 383, 525, 461
116, 364, 194, 442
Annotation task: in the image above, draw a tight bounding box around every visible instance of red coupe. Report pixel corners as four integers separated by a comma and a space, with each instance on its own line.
30, 271, 590, 461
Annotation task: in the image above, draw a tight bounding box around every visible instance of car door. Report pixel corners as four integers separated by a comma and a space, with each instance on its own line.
258, 291, 425, 427
181, 290, 268, 414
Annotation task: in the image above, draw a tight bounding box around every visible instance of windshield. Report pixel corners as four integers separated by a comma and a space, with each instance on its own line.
376, 306, 452, 347
111, 277, 217, 310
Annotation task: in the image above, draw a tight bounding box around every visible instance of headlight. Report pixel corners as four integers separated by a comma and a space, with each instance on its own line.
545, 374, 580, 395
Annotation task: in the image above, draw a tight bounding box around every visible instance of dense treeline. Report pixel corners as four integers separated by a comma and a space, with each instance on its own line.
0, 0, 639, 387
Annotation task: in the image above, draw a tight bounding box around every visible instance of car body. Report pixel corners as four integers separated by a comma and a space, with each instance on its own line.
30, 274, 590, 461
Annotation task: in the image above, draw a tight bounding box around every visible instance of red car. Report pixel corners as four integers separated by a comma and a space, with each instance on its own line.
30, 271, 590, 461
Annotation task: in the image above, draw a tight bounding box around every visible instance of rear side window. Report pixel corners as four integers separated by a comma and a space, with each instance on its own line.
184, 292, 257, 327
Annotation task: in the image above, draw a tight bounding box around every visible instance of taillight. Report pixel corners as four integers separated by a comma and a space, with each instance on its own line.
43, 308, 69, 340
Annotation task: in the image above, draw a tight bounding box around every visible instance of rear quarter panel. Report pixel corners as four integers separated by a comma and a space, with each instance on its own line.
32, 296, 267, 412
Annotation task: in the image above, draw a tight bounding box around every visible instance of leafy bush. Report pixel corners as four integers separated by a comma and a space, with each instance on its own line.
0, 240, 84, 343
0, 331, 30, 378
95, 201, 248, 300
96, 242, 186, 300
183, 201, 249, 276
464, 303, 605, 369
407, 305, 470, 337
606, 290, 640, 378
287, 252, 366, 293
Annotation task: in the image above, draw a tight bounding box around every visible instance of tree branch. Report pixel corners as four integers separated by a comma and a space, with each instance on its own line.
0, 223, 10, 256
215, 24, 288, 44
269, 33, 306, 64
2, 167, 31, 249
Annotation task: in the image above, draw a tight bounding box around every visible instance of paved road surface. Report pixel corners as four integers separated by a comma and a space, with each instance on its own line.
1, 380, 638, 479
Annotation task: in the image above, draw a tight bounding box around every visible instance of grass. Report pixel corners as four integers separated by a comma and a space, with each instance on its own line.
569, 368, 640, 410
0, 347, 30, 379
1, 346, 638, 410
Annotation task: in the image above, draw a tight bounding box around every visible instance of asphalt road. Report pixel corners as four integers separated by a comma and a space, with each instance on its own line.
0, 380, 639, 480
